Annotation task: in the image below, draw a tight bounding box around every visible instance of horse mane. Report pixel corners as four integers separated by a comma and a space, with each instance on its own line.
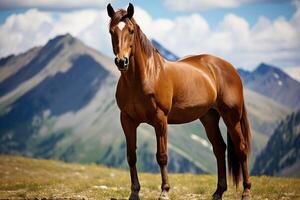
135, 24, 158, 57
109, 9, 159, 58
109, 9, 127, 27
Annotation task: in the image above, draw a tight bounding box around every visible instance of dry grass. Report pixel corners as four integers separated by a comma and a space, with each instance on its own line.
0, 155, 299, 200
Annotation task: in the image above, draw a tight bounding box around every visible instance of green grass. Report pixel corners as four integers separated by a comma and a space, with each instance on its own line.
0, 155, 299, 200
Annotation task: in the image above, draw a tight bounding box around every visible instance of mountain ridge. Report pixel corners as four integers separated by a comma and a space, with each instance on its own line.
238, 63, 300, 109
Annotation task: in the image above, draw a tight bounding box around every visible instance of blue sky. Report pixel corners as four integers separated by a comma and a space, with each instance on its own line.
116, 0, 295, 26
0, 0, 299, 79
0, 1, 295, 27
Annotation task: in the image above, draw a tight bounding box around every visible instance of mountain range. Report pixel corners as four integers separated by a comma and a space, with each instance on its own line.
0, 34, 296, 174
238, 64, 300, 109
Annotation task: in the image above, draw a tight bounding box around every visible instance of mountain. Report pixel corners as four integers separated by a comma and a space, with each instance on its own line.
151, 39, 179, 61
237, 68, 251, 80
0, 47, 41, 83
238, 63, 300, 109
251, 110, 300, 177
0, 35, 290, 174
0, 34, 205, 173
0, 34, 120, 161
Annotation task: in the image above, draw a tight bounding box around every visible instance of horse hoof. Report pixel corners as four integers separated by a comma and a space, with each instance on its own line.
241, 195, 251, 200
159, 190, 169, 200
241, 189, 251, 200
212, 193, 222, 200
129, 192, 140, 200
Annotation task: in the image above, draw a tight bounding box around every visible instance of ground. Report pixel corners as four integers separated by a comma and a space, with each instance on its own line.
0, 155, 299, 200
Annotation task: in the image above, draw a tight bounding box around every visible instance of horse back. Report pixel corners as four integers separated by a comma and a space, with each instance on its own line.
179, 54, 244, 113
166, 54, 244, 122
176, 54, 243, 96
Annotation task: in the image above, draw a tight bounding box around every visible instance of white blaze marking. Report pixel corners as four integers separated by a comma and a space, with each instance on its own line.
117, 22, 126, 30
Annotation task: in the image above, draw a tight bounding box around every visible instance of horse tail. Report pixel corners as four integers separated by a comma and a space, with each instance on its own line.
227, 100, 251, 187
227, 131, 241, 187
240, 100, 251, 155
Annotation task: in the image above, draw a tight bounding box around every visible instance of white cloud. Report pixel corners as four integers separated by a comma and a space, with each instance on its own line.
0, 0, 113, 10
164, 0, 239, 11
0, 9, 54, 57
132, 6, 300, 69
79, 10, 112, 56
0, 9, 111, 58
283, 67, 300, 81
0, 4, 299, 71
163, 0, 290, 12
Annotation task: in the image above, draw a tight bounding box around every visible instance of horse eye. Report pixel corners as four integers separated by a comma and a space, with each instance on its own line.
129, 29, 134, 34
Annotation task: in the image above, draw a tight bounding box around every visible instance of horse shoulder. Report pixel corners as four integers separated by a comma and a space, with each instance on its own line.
153, 78, 173, 116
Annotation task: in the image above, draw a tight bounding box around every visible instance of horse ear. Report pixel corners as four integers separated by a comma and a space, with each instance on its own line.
127, 3, 134, 19
107, 3, 115, 18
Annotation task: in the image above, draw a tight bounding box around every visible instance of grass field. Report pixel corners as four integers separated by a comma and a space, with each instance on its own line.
0, 155, 299, 200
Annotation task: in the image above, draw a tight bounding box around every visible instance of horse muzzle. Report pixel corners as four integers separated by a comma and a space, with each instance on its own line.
115, 57, 129, 71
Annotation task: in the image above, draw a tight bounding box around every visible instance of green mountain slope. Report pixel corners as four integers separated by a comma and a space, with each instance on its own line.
244, 89, 291, 155
252, 110, 300, 177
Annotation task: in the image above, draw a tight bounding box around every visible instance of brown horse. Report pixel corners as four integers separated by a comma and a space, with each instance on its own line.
107, 3, 251, 200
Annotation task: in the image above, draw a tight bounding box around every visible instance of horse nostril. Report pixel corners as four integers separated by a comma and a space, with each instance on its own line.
114, 57, 119, 66
114, 57, 129, 70
124, 57, 129, 65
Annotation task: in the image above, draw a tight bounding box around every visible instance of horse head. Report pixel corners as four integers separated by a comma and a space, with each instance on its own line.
107, 3, 135, 71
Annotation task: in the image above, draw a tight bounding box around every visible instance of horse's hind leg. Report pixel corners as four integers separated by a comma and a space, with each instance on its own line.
200, 109, 227, 200
120, 112, 140, 200
227, 122, 251, 199
220, 108, 251, 200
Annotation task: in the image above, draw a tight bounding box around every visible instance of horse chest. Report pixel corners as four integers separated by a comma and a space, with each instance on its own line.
116, 90, 156, 123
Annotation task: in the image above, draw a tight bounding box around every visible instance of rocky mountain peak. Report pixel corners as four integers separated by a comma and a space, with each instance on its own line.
47, 33, 77, 47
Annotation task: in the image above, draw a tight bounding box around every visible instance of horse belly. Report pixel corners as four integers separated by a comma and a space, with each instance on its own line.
168, 104, 212, 124
168, 83, 216, 124
167, 68, 217, 124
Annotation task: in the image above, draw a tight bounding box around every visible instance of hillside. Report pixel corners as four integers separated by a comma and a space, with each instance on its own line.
1, 155, 300, 200
0, 34, 290, 174
252, 110, 300, 177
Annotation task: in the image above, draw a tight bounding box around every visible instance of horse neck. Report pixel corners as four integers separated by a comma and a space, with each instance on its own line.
121, 27, 165, 89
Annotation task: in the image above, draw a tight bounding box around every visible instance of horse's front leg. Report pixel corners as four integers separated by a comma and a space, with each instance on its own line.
154, 109, 170, 200
120, 112, 140, 200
